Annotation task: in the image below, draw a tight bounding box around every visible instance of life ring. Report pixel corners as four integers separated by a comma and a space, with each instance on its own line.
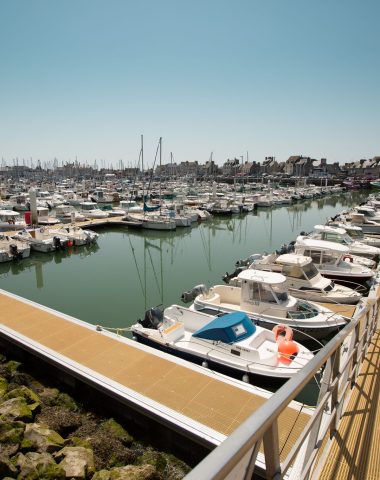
343, 254, 353, 263
272, 324, 294, 342
272, 324, 299, 363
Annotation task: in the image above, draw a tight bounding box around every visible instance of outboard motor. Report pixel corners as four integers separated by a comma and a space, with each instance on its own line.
181, 284, 208, 303
223, 266, 245, 284
139, 307, 163, 329
9, 244, 22, 260
53, 236, 62, 249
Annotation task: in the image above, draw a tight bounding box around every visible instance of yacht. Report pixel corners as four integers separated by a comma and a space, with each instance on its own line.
225, 252, 362, 304
55, 204, 87, 223
307, 224, 380, 260
184, 270, 347, 340
294, 237, 375, 285
329, 222, 380, 248
80, 202, 109, 219
0, 210, 27, 231
131, 305, 314, 381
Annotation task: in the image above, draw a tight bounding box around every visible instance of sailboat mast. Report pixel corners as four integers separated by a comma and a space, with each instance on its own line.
141, 134, 144, 218
159, 137, 162, 209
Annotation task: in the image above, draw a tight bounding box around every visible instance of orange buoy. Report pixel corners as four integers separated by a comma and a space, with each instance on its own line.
277, 339, 299, 363
272, 324, 299, 363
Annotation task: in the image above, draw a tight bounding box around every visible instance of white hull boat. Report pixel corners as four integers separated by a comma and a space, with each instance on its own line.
295, 237, 375, 285
132, 305, 314, 381
0, 236, 31, 262
184, 270, 347, 341
225, 252, 362, 304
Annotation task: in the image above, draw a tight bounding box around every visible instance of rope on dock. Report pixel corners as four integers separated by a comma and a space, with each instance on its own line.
96, 325, 133, 336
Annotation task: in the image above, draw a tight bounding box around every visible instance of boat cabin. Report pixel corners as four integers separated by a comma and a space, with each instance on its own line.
295, 237, 349, 266
274, 254, 320, 281
80, 202, 99, 212
237, 269, 289, 307
310, 225, 354, 246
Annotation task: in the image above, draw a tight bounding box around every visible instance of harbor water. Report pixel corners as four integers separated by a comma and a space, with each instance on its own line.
0, 191, 371, 403
0, 191, 368, 329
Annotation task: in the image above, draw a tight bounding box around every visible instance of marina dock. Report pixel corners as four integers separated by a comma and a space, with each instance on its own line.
0, 288, 310, 467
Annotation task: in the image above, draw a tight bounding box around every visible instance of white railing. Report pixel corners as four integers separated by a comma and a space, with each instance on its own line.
185, 278, 380, 480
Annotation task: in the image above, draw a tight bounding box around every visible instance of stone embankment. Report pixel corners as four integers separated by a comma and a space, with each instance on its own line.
0, 355, 190, 479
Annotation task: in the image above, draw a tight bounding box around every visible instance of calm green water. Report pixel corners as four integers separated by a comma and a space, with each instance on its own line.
0, 191, 368, 331
0, 191, 370, 404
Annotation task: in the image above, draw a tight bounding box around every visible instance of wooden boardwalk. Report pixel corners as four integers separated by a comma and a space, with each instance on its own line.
318, 328, 380, 480
0, 289, 309, 460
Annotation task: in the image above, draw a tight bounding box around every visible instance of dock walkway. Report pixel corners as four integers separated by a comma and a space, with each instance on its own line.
317, 328, 380, 480
0, 289, 309, 464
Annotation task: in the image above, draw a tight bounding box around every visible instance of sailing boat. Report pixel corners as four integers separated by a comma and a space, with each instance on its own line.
127, 136, 176, 231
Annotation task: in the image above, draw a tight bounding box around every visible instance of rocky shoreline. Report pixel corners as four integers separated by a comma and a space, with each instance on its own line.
0, 354, 190, 479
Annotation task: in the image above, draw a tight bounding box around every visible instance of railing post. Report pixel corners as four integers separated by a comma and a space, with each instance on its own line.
330, 348, 341, 434
263, 420, 281, 480
351, 322, 361, 387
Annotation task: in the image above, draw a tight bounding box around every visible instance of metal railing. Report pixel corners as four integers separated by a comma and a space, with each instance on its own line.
185, 279, 380, 480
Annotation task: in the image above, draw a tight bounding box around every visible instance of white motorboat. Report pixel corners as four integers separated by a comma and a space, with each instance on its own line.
48, 226, 98, 246
231, 252, 362, 304
55, 204, 87, 223
307, 224, 380, 260
0, 210, 27, 231
330, 222, 380, 248
126, 212, 176, 231
345, 211, 380, 235
184, 270, 347, 340
119, 200, 143, 213
131, 305, 314, 381
294, 237, 375, 285
12, 228, 70, 253
36, 207, 61, 226
0, 235, 31, 262
80, 202, 109, 219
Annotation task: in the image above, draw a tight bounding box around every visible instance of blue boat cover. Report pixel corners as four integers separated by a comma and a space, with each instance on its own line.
192, 311, 256, 344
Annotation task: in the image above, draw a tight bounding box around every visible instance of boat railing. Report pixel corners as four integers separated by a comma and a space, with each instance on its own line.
184, 274, 380, 480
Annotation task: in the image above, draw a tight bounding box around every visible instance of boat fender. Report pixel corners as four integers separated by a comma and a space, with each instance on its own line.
343, 254, 353, 263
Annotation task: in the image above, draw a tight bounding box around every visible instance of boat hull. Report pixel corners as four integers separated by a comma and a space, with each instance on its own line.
132, 332, 289, 384
192, 302, 345, 341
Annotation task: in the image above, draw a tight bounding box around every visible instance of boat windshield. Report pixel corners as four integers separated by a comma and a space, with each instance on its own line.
347, 229, 363, 240
248, 282, 288, 303
321, 251, 340, 265
322, 232, 353, 245
303, 262, 319, 279
324, 281, 335, 292
270, 284, 288, 302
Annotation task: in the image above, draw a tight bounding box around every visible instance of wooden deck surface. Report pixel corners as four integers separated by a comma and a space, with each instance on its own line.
318, 329, 380, 480
0, 291, 309, 459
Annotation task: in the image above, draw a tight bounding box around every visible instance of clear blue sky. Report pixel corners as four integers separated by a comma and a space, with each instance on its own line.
0, 0, 379, 167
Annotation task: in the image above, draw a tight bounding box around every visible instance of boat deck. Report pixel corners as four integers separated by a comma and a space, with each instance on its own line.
318, 328, 380, 480
0, 289, 309, 460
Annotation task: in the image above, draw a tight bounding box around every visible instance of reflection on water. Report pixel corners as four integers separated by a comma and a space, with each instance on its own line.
0, 191, 370, 404
0, 192, 369, 329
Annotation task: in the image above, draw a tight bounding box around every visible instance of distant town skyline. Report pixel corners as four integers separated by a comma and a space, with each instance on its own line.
0, 1, 379, 167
